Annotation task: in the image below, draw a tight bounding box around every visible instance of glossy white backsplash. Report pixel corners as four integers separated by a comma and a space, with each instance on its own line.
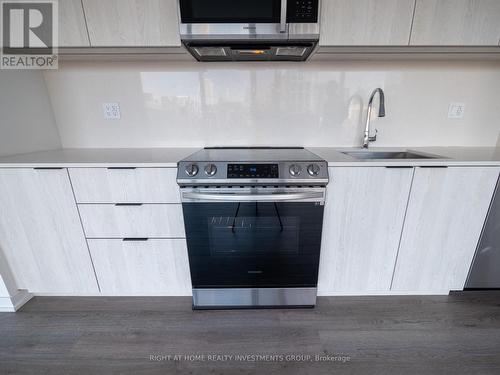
43, 60, 500, 148
0, 70, 61, 157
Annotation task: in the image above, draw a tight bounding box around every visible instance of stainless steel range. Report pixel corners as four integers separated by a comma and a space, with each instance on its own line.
177, 147, 329, 309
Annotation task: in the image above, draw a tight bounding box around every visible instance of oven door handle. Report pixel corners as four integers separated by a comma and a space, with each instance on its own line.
182, 191, 323, 202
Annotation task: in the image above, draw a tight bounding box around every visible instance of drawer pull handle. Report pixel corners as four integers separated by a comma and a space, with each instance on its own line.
122, 238, 149, 241
385, 166, 413, 169
115, 203, 143, 206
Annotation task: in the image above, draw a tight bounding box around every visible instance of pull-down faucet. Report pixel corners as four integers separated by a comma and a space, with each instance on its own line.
362, 88, 385, 148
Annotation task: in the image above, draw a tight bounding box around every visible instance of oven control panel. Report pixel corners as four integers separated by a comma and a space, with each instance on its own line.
177, 161, 329, 185
228, 164, 279, 179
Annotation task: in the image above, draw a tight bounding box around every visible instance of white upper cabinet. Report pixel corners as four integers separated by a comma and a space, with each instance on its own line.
0, 169, 99, 294
82, 0, 181, 47
319, 0, 415, 46
392, 167, 500, 293
410, 0, 500, 46
318, 167, 414, 294
59, 0, 90, 47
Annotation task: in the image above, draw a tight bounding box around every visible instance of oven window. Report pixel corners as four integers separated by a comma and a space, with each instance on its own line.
182, 202, 324, 288
208, 215, 299, 255
180, 0, 282, 24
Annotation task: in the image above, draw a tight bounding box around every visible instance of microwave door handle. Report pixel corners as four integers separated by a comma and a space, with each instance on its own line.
280, 0, 287, 33
182, 191, 323, 202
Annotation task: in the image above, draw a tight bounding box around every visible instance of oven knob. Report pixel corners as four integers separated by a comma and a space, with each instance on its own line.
307, 164, 321, 176
289, 164, 302, 176
204, 163, 217, 176
185, 164, 199, 177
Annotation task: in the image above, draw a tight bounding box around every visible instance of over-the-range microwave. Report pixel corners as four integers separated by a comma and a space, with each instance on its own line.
178, 0, 320, 61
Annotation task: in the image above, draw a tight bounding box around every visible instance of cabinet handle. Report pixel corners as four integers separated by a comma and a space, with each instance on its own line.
385, 166, 413, 169
122, 238, 149, 241
107, 167, 137, 170
33, 167, 63, 170
115, 203, 143, 206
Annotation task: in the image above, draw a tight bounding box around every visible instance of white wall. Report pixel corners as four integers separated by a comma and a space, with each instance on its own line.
44, 60, 500, 148
0, 70, 61, 157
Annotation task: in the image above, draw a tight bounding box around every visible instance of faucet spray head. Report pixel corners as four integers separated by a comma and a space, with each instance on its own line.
377, 88, 385, 117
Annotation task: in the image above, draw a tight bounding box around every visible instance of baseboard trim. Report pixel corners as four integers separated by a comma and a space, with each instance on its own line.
0, 290, 32, 312
317, 290, 451, 296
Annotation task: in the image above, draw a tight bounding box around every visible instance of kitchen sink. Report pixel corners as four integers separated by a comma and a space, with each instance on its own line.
342, 150, 442, 160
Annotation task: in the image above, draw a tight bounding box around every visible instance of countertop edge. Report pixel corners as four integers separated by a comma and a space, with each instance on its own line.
309, 147, 500, 167
325, 161, 500, 167
0, 148, 200, 168
1, 147, 500, 168
0, 162, 180, 168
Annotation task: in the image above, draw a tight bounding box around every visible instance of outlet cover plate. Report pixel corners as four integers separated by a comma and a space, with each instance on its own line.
448, 102, 465, 119
103, 102, 121, 120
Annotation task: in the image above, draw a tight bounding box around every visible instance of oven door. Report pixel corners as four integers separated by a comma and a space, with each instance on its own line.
179, 0, 288, 40
181, 188, 325, 289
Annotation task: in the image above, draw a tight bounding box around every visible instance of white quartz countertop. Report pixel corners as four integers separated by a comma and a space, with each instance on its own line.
0, 148, 199, 167
0, 147, 499, 168
309, 147, 500, 167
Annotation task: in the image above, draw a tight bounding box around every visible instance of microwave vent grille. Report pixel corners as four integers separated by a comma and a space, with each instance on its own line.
276, 46, 307, 57
193, 47, 227, 57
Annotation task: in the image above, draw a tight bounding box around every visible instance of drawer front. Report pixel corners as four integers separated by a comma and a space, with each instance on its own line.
79, 204, 185, 238
88, 239, 191, 295
68, 168, 180, 203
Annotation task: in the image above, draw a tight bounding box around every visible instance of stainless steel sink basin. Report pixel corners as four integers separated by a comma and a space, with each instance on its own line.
342, 150, 442, 160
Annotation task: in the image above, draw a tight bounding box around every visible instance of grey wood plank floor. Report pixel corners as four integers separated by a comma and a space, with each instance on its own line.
1, 292, 500, 375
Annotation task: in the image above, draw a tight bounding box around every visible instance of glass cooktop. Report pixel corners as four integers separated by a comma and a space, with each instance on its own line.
182, 147, 324, 162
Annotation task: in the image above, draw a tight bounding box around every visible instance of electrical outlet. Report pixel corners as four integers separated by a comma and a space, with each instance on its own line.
448, 102, 465, 119
103, 102, 121, 120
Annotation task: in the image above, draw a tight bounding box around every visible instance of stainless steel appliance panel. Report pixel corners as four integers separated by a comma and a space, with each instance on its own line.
466, 176, 500, 289
193, 287, 317, 309
177, 147, 328, 309
178, 0, 320, 61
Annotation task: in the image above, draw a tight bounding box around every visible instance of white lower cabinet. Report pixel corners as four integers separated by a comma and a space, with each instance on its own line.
88, 239, 191, 295
318, 167, 414, 294
1, 164, 497, 297
391, 167, 500, 293
78, 204, 185, 238
68, 168, 181, 204
0, 169, 99, 293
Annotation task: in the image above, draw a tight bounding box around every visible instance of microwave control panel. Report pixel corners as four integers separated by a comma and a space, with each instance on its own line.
287, 0, 319, 23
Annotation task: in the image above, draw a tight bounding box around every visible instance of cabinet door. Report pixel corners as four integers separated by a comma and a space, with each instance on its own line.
88, 239, 191, 295
318, 167, 414, 294
68, 168, 180, 204
0, 169, 98, 293
392, 167, 500, 293
78, 204, 185, 238
320, 0, 415, 46
59, 0, 90, 47
410, 0, 500, 46
82, 0, 180, 47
